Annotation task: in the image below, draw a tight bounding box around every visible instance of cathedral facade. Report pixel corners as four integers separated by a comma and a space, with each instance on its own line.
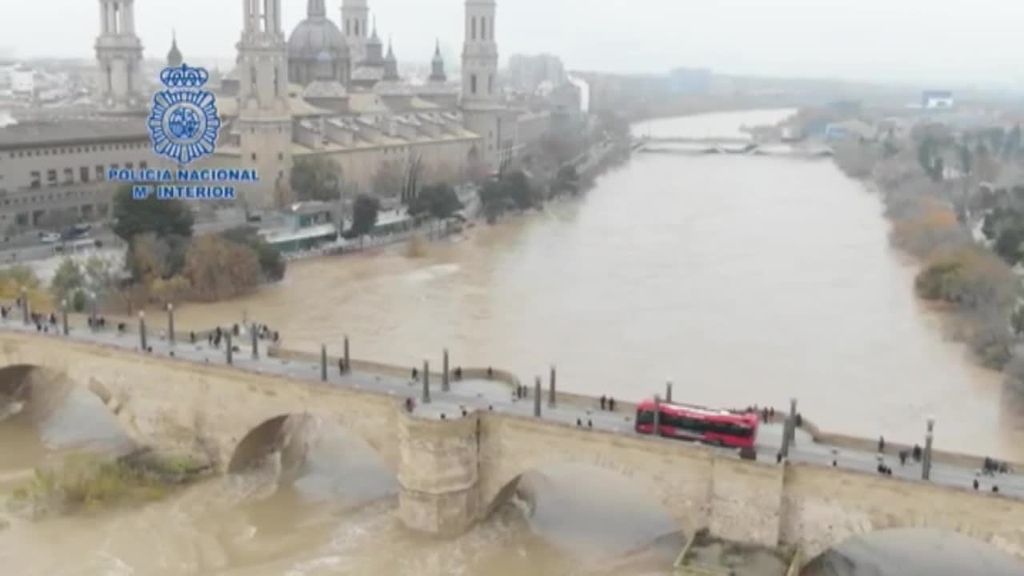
207, 0, 524, 211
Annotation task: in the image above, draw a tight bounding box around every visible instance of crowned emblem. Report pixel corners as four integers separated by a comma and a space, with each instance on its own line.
147, 64, 221, 166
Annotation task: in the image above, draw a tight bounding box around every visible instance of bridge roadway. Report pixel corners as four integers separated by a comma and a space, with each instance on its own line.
3, 313, 1022, 500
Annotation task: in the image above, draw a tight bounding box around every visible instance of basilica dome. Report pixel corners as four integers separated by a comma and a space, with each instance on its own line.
288, 1, 351, 86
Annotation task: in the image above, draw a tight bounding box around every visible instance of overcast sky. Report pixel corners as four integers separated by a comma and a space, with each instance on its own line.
4, 0, 1024, 88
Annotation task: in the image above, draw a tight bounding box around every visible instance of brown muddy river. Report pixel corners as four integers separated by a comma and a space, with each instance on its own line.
2, 109, 1023, 575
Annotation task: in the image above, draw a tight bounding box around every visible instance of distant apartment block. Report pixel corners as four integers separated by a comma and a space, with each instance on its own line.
922, 90, 955, 110
0, 120, 152, 230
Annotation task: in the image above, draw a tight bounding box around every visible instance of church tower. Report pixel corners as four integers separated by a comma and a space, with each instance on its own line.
429, 40, 447, 84
236, 0, 293, 211
342, 0, 370, 64
95, 0, 145, 113
461, 0, 498, 106
461, 0, 509, 175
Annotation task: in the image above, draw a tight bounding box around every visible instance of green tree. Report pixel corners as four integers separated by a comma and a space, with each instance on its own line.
125, 233, 189, 284
50, 258, 85, 309
112, 185, 194, 242
221, 226, 287, 281
349, 194, 380, 237
83, 255, 120, 303
372, 160, 405, 198
182, 236, 263, 302
503, 170, 538, 210
409, 184, 463, 220
289, 157, 343, 202
554, 165, 580, 196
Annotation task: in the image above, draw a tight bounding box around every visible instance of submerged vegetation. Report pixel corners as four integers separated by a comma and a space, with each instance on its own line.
7, 450, 211, 518
829, 119, 1024, 376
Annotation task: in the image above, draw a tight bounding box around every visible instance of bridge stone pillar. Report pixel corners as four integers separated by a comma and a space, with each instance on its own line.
398, 410, 481, 536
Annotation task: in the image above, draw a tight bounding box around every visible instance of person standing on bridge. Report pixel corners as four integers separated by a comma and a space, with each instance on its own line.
609, 397, 616, 412
878, 436, 885, 453
600, 395, 607, 410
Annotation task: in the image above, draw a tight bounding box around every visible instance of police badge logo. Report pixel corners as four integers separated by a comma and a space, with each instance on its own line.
147, 64, 221, 166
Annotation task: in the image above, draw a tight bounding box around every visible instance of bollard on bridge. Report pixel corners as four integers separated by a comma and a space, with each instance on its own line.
138, 311, 147, 351
665, 379, 673, 404
20, 287, 28, 325
534, 376, 542, 418
167, 303, 175, 345
442, 349, 450, 392
781, 397, 798, 459
320, 344, 327, 382
652, 394, 661, 436
89, 295, 97, 332
225, 332, 233, 365
60, 299, 68, 336
251, 324, 258, 359
549, 365, 557, 408
922, 417, 935, 481
422, 360, 431, 404
343, 335, 350, 373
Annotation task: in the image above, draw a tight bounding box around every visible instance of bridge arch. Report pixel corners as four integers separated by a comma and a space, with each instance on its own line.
780, 464, 1024, 564
485, 461, 682, 555
0, 363, 134, 452
228, 411, 399, 480
478, 418, 720, 537
802, 527, 1024, 575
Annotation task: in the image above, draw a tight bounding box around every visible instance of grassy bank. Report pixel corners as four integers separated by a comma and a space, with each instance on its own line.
8, 449, 212, 518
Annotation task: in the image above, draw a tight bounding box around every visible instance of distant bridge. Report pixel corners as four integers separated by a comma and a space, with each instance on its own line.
633, 136, 834, 158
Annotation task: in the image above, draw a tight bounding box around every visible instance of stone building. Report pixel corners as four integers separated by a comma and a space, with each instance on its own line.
0, 0, 545, 228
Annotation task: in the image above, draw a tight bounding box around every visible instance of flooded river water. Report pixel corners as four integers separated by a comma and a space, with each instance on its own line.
2, 109, 1023, 575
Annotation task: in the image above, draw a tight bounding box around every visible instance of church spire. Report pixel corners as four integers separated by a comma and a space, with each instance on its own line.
167, 29, 183, 67
429, 39, 446, 83
383, 37, 399, 81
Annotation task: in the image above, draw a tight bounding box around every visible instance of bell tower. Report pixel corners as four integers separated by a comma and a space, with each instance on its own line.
342, 0, 370, 63
236, 0, 293, 211
461, 0, 511, 175
95, 0, 145, 113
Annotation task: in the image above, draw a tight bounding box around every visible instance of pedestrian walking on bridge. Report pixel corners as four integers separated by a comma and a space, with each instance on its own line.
878, 436, 885, 453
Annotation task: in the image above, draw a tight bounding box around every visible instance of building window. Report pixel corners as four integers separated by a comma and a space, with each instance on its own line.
471, 74, 477, 94
140, 161, 148, 170
47, 170, 57, 187
126, 162, 133, 171
251, 153, 257, 161
278, 153, 283, 161
80, 167, 90, 183
488, 75, 494, 94
96, 166, 104, 181
30, 171, 40, 189
481, 17, 487, 40
472, 17, 477, 40
63, 168, 74, 184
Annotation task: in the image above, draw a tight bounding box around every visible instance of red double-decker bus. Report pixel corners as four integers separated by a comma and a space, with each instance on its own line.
635, 399, 759, 449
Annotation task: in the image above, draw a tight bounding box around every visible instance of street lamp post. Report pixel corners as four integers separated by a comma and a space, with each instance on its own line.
922, 417, 935, 481
60, 299, 68, 336
138, 311, 147, 351
167, 303, 175, 346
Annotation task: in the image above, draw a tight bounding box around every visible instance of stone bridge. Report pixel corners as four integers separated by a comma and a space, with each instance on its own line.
1, 331, 1022, 565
